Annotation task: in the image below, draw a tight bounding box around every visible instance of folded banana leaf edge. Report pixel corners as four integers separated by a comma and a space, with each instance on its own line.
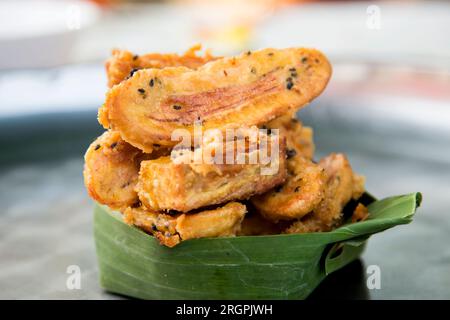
94, 192, 422, 299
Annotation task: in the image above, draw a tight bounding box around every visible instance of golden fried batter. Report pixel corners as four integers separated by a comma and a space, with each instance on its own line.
136, 136, 287, 212
266, 114, 315, 160
83, 131, 169, 209
124, 202, 246, 247
176, 202, 246, 240
352, 203, 369, 223
123, 205, 180, 247
251, 156, 326, 222
106, 44, 218, 87
100, 47, 331, 152
83, 131, 150, 210
285, 153, 365, 234
238, 212, 285, 236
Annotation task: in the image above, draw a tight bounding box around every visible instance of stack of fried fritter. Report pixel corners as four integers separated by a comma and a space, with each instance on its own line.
84, 45, 368, 247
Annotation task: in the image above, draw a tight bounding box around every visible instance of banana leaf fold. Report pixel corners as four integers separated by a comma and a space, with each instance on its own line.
94, 192, 421, 299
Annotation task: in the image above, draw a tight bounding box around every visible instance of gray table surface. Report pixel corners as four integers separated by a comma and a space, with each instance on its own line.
0, 65, 449, 300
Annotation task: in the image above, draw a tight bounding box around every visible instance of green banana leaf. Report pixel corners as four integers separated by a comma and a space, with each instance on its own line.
94, 192, 421, 299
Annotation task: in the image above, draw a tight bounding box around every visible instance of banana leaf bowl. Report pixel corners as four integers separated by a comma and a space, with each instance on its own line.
94, 192, 421, 300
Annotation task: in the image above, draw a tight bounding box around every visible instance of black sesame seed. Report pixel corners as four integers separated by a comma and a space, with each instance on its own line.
151, 224, 158, 231
302, 57, 308, 63
149, 78, 154, 87
294, 186, 300, 192
133, 54, 139, 60
246, 51, 251, 56
289, 67, 296, 72
110, 142, 118, 149
94, 144, 101, 150
291, 71, 298, 78
131, 200, 141, 208
167, 209, 179, 215
138, 88, 146, 94
286, 79, 294, 90
286, 149, 297, 159
250, 67, 257, 74
153, 143, 161, 148
173, 105, 182, 110
128, 68, 139, 78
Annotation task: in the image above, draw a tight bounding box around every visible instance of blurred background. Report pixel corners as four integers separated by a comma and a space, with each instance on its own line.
0, 0, 449, 299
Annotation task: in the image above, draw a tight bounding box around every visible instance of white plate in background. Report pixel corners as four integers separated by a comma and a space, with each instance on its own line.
0, 0, 100, 69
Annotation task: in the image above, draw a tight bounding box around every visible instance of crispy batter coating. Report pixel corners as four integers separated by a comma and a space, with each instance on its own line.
106, 44, 218, 87
83, 131, 169, 210
266, 114, 315, 160
136, 136, 287, 212
100, 47, 331, 152
123, 202, 246, 247
251, 156, 326, 222
238, 212, 285, 236
83, 131, 150, 210
285, 153, 365, 234
352, 203, 369, 223
123, 205, 180, 247
176, 202, 246, 240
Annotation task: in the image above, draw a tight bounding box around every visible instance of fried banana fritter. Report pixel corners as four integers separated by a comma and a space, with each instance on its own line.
100, 47, 331, 152
124, 202, 246, 247
285, 153, 365, 234
136, 136, 287, 212
251, 156, 326, 222
106, 44, 218, 87
266, 114, 315, 160
238, 212, 285, 236
176, 202, 246, 240
83, 131, 151, 210
352, 203, 369, 223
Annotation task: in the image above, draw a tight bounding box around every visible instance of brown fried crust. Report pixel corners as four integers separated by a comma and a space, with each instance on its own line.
83, 131, 167, 210
251, 156, 326, 222
136, 137, 287, 212
100, 47, 331, 152
105, 44, 218, 87
285, 153, 365, 234
237, 212, 286, 236
352, 203, 369, 223
123, 202, 246, 247
83, 131, 146, 209
266, 114, 315, 160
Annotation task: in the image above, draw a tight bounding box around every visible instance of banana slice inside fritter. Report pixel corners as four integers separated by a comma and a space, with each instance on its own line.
136, 134, 287, 212
100, 47, 331, 152
106, 44, 218, 87
285, 153, 365, 234
124, 202, 246, 247
83, 131, 167, 210
266, 114, 315, 160
251, 156, 326, 222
